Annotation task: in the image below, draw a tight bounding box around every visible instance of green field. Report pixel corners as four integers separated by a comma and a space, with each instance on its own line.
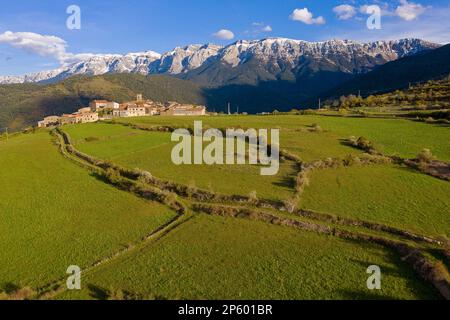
60, 215, 438, 300
115, 115, 450, 161
300, 165, 450, 237
64, 123, 297, 202
1, 113, 449, 300
0, 132, 176, 289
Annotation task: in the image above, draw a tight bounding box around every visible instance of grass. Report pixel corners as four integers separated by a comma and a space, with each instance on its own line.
115, 115, 450, 161
0, 132, 177, 289
59, 214, 439, 300
300, 165, 450, 238
2, 113, 449, 300
63, 123, 297, 202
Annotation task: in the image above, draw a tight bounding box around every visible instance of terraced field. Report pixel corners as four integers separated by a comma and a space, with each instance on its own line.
114, 115, 450, 161
301, 165, 450, 238
1, 114, 449, 300
59, 215, 438, 300
0, 132, 177, 290
63, 123, 297, 202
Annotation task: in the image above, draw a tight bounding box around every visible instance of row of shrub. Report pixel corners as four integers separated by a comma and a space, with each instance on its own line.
404, 149, 450, 181
193, 203, 333, 235
57, 129, 284, 210
194, 203, 450, 299
345, 136, 380, 155
296, 209, 442, 245
0, 287, 36, 300
292, 153, 392, 198
97, 167, 185, 214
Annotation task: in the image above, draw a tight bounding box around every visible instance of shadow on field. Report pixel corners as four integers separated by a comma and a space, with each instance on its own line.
272, 174, 296, 190
88, 284, 110, 300
90, 171, 110, 184
1, 282, 20, 294
336, 289, 399, 300
350, 258, 402, 278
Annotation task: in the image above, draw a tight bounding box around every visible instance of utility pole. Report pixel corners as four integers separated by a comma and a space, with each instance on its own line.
318, 98, 321, 110
5, 127, 8, 142
358, 90, 361, 98
227, 102, 231, 115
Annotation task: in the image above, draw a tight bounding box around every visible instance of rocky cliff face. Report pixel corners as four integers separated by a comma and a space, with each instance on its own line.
0, 38, 439, 86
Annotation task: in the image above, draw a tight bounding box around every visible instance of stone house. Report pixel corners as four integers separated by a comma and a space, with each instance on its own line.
161, 105, 206, 116
38, 116, 60, 128
113, 103, 146, 117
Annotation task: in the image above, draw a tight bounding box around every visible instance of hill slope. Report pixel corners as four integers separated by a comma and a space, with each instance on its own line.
322, 43, 450, 99
0, 74, 206, 131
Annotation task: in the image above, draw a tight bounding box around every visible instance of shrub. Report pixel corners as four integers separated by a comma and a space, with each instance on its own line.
248, 191, 258, 203
356, 137, 373, 151
137, 170, 154, 185
108, 289, 137, 300
431, 262, 450, 282
417, 149, 435, 164
161, 191, 178, 207
187, 180, 198, 198
309, 123, 323, 132
105, 168, 123, 185
0, 287, 36, 300
295, 171, 310, 193
425, 117, 435, 124
343, 154, 361, 167
283, 197, 298, 214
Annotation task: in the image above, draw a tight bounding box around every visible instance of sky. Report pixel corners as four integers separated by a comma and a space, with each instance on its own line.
0, 0, 449, 76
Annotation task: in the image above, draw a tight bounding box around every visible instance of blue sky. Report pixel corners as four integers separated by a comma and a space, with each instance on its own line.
0, 0, 449, 76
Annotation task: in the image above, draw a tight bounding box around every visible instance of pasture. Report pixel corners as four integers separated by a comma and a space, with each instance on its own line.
0, 132, 177, 290
63, 123, 298, 202
114, 115, 450, 161
59, 215, 438, 300
1, 113, 448, 300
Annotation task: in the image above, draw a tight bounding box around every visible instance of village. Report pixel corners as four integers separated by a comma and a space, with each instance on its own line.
38, 94, 207, 128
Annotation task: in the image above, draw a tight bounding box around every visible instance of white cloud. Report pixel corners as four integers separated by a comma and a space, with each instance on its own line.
0, 31, 92, 65
213, 29, 235, 40
395, 0, 428, 21
360, 3, 395, 16
251, 23, 272, 33
333, 4, 356, 20
290, 8, 326, 25
262, 25, 273, 32
331, 4, 450, 44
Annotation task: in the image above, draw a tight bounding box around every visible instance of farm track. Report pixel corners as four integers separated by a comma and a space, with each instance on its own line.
52, 128, 450, 300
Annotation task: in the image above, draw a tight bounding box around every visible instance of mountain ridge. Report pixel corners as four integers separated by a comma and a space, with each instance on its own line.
320, 43, 450, 100
0, 38, 439, 85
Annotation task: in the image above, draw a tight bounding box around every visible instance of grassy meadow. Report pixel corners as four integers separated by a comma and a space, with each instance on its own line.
0, 132, 177, 289
63, 123, 298, 202
59, 215, 438, 300
114, 115, 450, 161
300, 165, 450, 238
1, 113, 448, 300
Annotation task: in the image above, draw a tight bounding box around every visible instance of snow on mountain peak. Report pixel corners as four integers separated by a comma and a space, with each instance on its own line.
0, 38, 440, 85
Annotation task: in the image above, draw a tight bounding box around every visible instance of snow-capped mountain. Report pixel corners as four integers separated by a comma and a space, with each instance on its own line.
0, 38, 439, 85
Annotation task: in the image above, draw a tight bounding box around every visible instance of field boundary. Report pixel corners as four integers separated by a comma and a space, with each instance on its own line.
51, 127, 450, 300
